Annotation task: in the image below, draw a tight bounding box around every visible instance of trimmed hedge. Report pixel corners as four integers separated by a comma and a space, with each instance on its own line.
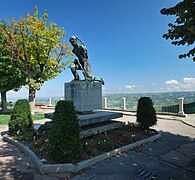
8, 99, 33, 134
48, 100, 81, 162
136, 97, 157, 130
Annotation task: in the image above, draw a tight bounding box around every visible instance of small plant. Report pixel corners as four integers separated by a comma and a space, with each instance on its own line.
8, 99, 33, 135
48, 100, 81, 162
136, 97, 157, 130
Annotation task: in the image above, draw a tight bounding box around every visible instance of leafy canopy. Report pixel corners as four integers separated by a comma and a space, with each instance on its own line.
161, 0, 195, 61
1, 7, 71, 90
0, 29, 23, 92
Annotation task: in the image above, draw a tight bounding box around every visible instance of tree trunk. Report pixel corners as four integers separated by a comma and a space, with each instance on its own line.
1, 91, 8, 112
29, 87, 36, 115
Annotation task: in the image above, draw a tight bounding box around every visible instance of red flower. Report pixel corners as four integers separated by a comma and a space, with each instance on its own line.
116, 141, 124, 146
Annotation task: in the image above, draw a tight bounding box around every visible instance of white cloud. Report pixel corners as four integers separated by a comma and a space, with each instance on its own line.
160, 77, 195, 92
125, 85, 135, 89
183, 77, 195, 83
165, 79, 179, 85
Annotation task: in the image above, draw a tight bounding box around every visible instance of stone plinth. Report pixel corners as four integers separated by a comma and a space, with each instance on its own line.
64, 81, 102, 113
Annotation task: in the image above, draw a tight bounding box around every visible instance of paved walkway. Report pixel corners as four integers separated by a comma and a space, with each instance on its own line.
0, 113, 195, 179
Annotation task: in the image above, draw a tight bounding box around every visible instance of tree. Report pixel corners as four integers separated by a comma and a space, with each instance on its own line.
136, 97, 157, 130
48, 100, 81, 162
0, 29, 23, 112
161, 0, 195, 61
8, 99, 33, 135
1, 7, 71, 110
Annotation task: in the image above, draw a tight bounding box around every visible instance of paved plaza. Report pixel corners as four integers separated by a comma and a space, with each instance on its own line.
0, 112, 195, 179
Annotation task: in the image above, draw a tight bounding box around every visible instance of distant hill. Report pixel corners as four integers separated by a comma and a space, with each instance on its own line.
6, 91, 195, 112
103, 92, 195, 111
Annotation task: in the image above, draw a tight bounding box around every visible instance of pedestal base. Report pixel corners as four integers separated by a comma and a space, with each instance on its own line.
64, 81, 102, 113
178, 111, 185, 115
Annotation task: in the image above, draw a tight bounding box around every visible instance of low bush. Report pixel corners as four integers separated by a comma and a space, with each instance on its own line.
48, 100, 81, 162
8, 99, 33, 135
136, 97, 157, 130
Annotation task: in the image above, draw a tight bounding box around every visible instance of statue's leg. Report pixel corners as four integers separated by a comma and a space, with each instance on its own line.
70, 63, 80, 80
83, 60, 92, 80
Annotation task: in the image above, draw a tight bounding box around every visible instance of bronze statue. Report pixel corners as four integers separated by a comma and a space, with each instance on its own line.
69, 35, 104, 85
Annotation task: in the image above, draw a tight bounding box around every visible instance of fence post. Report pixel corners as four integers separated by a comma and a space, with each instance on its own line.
122, 97, 126, 110
48, 98, 52, 106
178, 97, 185, 115
103, 97, 107, 109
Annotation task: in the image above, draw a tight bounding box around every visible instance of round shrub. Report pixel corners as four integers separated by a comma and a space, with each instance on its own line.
48, 100, 81, 162
136, 97, 157, 130
8, 99, 33, 134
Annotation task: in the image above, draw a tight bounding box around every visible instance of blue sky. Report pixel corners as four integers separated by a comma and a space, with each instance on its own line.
1, 0, 195, 98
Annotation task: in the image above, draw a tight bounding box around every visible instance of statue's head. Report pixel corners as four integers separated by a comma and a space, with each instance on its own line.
69, 36, 77, 46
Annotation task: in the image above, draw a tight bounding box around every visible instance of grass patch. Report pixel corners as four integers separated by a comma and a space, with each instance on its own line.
0, 113, 45, 125
0, 115, 10, 125
32, 114, 45, 120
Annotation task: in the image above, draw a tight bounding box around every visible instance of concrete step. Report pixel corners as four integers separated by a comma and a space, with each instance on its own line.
80, 120, 123, 138
79, 111, 122, 126
44, 111, 123, 127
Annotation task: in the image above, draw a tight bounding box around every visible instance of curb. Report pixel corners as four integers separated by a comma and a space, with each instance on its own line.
181, 120, 195, 128
2, 132, 161, 173
2, 134, 43, 172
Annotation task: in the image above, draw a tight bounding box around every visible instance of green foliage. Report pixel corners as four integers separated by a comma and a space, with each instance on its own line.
48, 100, 81, 162
8, 99, 33, 134
161, 0, 195, 61
1, 7, 71, 105
0, 29, 23, 92
15, 127, 35, 141
0, 29, 23, 111
136, 97, 157, 130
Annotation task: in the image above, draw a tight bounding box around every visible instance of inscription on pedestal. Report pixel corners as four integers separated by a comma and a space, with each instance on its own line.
64, 81, 102, 113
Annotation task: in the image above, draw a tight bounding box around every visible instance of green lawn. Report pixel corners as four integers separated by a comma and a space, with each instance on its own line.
0, 113, 45, 125
0, 115, 10, 125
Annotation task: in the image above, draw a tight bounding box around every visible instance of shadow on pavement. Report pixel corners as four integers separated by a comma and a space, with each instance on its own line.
0, 127, 194, 179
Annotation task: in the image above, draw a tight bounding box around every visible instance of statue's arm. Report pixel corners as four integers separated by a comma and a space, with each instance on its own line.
75, 35, 86, 47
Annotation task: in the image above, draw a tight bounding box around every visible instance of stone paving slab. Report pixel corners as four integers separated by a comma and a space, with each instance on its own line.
160, 150, 191, 167
187, 158, 195, 171
177, 143, 195, 158
73, 150, 195, 180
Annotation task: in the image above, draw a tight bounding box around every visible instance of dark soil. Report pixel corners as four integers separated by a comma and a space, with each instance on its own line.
20, 123, 156, 164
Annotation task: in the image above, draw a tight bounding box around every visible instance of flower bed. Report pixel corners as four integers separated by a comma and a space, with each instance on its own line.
3, 123, 161, 173
21, 123, 157, 164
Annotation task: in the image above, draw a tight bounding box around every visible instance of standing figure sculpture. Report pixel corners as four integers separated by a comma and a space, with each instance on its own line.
69, 35, 104, 85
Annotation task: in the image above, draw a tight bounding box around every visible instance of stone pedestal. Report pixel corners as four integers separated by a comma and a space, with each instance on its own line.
64, 81, 102, 113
